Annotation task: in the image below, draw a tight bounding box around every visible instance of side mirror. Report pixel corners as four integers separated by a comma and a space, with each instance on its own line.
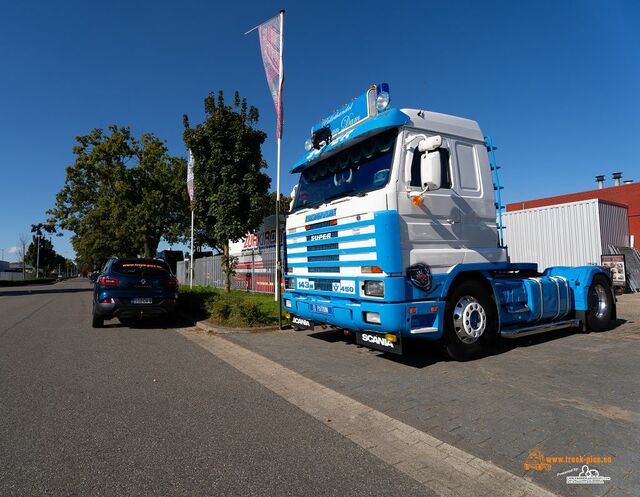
420, 151, 442, 191
418, 135, 442, 153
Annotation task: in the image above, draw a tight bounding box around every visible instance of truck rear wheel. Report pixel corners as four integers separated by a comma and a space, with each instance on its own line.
444, 280, 497, 361
585, 274, 614, 332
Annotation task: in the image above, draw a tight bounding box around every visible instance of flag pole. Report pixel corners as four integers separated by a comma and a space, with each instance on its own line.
190, 207, 194, 289
274, 9, 284, 329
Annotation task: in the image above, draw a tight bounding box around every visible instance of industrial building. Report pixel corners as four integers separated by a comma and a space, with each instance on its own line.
505, 173, 640, 291
507, 173, 639, 249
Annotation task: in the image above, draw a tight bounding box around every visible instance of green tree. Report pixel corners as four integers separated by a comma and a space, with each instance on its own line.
48, 126, 190, 265
183, 90, 271, 292
25, 234, 56, 276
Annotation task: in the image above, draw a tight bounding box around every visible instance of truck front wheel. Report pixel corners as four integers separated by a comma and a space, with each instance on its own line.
585, 274, 614, 332
444, 280, 497, 361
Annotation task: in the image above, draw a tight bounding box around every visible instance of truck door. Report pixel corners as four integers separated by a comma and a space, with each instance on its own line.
450, 141, 502, 255
397, 132, 466, 272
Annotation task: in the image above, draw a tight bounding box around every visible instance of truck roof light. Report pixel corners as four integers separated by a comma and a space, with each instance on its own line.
376, 91, 390, 112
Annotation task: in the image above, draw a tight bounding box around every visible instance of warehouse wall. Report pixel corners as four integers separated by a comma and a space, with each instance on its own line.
503, 199, 628, 269
506, 182, 639, 248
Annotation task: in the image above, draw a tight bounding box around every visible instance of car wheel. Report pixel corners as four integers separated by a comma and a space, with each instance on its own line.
92, 314, 104, 328
585, 274, 614, 331
444, 280, 497, 361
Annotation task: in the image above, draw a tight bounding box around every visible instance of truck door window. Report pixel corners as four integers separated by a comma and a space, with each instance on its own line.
410, 147, 451, 188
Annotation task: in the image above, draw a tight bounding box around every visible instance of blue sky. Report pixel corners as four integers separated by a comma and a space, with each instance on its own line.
1, 0, 638, 261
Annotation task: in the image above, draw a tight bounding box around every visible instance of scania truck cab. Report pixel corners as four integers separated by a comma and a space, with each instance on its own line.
283, 84, 615, 360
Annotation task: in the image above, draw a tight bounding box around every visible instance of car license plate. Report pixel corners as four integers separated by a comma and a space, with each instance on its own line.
309, 303, 333, 315
131, 298, 153, 304
356, 332, 403, 355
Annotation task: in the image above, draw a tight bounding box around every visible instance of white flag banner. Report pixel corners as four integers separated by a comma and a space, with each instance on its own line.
187, 149, 195, 203
258, 12, 283, 138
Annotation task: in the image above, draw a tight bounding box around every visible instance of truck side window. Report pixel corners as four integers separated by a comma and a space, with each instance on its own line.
410, 148, 451, 188
455, 142, 480, 192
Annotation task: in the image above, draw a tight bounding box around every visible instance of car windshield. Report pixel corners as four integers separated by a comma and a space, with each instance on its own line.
112, 260, 170, 276
292, 129, 397, 211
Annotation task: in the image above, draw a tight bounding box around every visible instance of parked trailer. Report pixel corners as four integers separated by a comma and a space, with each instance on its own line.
282, 84, 615, 360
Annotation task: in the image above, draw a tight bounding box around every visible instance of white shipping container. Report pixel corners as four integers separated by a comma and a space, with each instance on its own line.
503, 199, 629, 269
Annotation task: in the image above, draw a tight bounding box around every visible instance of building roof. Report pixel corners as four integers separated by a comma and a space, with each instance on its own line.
506, 182, 640, 216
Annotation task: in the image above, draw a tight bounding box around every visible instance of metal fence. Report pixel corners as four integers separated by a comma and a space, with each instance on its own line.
176, 247, 278, 293
0, 272, 26, 281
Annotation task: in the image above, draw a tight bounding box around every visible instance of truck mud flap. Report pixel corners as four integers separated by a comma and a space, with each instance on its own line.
356, 332, 402, 355
291, 315, 314, 331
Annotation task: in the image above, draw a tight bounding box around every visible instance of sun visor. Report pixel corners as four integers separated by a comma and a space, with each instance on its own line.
291, 108, 410, 174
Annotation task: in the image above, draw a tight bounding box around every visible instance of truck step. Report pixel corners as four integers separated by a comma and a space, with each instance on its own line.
500, 319, 580, 338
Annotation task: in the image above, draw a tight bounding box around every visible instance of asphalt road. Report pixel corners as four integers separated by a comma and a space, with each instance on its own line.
0, 279, 433, 497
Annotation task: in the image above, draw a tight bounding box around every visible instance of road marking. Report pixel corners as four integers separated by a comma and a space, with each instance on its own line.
180, 329, 556, 497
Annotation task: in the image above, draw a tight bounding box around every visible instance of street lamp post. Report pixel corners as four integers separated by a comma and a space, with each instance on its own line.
36, 234, 41, 279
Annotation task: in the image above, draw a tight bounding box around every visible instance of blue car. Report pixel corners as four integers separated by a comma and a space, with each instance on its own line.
92, 258, 178, 328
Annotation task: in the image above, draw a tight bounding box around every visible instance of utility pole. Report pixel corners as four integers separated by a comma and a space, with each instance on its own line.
36, 234, 41, 279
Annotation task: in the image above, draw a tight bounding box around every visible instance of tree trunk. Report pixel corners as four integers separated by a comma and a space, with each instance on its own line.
223, 242, 231, 293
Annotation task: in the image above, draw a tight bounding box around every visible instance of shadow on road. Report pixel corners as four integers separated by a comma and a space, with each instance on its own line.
0, 287, 92, 297
308, 319, 626, 369
98, 317, 195, 331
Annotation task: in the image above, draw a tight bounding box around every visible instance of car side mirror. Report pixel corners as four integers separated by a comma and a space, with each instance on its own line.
420, 150, 442, 191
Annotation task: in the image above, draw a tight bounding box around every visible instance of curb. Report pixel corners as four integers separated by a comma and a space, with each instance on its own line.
194, 319, 286, 335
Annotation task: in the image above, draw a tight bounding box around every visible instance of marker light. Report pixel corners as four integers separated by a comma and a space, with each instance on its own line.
412, 195, 424, 206
361, 266, 383, 274
376, 91, 390, 112
305, 138, 313, 151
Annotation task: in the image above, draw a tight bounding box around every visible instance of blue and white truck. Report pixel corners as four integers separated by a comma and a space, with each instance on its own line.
283, 84, 615, 360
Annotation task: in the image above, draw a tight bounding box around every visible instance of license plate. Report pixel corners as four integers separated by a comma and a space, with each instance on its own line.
291, 315, 314, 330
131, 298, 153, 304
356, 332, 403, 355
309, 303, 333, 315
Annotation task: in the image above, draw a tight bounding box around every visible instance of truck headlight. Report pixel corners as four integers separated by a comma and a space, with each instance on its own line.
363, 280, 384, 297
285, 278, 294, 290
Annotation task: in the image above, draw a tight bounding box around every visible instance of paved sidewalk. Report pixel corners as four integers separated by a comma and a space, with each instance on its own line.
218, 293, 640, 497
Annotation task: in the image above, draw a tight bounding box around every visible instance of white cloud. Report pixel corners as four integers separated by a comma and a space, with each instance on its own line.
7, 246, 19, 254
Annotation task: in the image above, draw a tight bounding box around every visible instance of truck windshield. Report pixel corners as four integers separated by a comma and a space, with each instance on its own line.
292, 129, 398, 211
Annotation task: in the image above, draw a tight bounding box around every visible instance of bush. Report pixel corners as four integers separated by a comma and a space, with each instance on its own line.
209, 295, 233, 321
237, 302, 268, 326
178, 286, 282, 327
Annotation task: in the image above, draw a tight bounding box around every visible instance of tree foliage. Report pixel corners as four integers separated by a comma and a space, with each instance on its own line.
183, 90, 272, 291
48, 126, 190, 266
25, 225, 68, 275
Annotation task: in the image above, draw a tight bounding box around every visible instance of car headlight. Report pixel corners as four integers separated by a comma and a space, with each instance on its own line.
363, 280, 384, 297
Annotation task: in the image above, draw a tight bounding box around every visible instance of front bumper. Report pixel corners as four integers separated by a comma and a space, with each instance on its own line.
283, 292, 446, 340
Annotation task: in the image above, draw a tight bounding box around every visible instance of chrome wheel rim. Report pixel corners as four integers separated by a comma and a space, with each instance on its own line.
453, 296, 486, 344
591, 284, 609, 319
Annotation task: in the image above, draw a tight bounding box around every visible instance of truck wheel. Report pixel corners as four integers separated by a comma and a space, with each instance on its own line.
444, 280, 497, 361
585, 274, 614, 332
